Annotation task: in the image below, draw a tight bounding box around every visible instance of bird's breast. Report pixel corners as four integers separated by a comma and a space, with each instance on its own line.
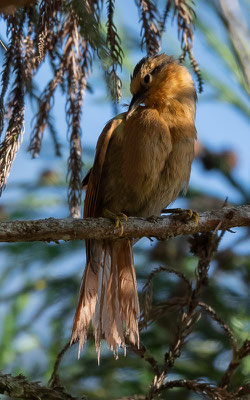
99, 107, 194, 217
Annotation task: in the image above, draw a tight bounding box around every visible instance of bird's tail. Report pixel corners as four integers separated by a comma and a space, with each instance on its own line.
71, 239, 140, 361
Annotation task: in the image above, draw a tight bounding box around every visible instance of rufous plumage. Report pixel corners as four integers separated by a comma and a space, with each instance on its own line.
71, 53, 197, 360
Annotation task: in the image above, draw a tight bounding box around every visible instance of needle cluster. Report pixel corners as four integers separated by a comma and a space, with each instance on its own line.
0, 0, 203, 213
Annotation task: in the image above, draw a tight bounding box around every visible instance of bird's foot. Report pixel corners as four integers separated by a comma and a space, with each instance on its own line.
162, 208, 199, 226
103, 209, 128, 236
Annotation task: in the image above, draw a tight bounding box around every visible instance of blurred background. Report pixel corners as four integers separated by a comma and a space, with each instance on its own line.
0, 0, 249, 399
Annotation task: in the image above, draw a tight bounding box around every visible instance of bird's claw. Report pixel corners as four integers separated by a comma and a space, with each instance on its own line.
162, 207, 199, 226
180, 209, 199, 226
103, 209, 128, 236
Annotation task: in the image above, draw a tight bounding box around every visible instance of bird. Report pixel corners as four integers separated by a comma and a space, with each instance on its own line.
71, 53, 197, 361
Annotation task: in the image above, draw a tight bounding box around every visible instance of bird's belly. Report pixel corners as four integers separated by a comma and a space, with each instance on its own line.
100, 137, 194, 218
124, 140, 193, 217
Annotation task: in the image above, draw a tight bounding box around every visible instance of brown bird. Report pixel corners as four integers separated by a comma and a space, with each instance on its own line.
71, 53, 197, 360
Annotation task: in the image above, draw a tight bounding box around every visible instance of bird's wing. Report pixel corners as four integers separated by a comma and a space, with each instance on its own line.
81, 168, 92, 190
84, 113, 126, 268
84, 113, 126, 219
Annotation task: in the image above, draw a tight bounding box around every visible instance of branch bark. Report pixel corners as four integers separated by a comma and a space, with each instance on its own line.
0, 205, 249, 243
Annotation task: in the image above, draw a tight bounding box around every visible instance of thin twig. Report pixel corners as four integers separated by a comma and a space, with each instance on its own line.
147, 228, 222, 399
154, 378, 237, 399
49, 341, 71, 388
126, 339, 160, 376
141, 265, 192, 328
219, 340, 250, 389
199, 301, 238, 354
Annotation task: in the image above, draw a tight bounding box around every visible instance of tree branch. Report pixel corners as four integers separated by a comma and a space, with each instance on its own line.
0, 371, 82, 400
154, 379, 235, 399
0, 205, 249, 243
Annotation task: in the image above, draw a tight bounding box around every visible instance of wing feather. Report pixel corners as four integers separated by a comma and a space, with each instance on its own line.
84, 115, 125, 219
84, 114, 125, 263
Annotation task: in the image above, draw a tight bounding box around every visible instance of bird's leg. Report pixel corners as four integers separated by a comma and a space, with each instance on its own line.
103, 209, 128, 236
161, 208, 199, 226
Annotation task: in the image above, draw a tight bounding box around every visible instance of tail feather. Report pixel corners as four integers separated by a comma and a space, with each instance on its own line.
71, 260, 100, 358
118, 240, 140, 347
71, 239, 140, 359
98, 245, 125, 359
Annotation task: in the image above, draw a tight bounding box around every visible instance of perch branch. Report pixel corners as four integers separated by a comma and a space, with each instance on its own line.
0, 205, 249, 243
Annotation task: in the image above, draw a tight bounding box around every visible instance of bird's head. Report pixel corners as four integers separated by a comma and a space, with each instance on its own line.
127, 53, 196, 118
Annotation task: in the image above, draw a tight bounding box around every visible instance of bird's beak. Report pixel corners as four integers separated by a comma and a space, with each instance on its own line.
126, 87, 148, 119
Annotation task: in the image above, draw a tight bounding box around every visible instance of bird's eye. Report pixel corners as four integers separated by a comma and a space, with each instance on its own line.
151, 65, 161, 75
144, 74, 151, 84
